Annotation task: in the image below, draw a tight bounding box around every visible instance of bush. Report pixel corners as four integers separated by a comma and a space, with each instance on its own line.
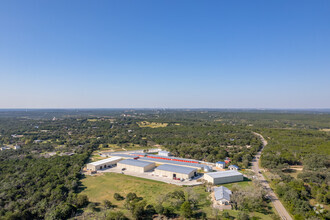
103, 200, 113, 209
87, 203, 96, 211
180, 201, 193, 218
76, 194, 89, 208
114, 193, 124, 201
107, 211, 128, 220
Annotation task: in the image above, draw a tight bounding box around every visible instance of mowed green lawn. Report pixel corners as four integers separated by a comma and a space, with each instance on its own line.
80, 173, 181, 204
80, 173, 275, 219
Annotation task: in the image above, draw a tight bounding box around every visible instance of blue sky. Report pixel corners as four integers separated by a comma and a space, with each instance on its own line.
0, 0, 329, 108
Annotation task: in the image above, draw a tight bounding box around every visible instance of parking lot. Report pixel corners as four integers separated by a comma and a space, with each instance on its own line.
98, 166, 204, 186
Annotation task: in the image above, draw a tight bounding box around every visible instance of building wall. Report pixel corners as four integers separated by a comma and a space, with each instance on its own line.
117, 163, 155, 173
87, 158, 122, 171
154, 169, 196, 179
217, 199, 230, 205
204, 174, 243, 185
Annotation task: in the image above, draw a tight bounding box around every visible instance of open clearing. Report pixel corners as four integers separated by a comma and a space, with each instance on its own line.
80, 173, 212, 218
137, 121, 168, 128
80, 173, 275, 219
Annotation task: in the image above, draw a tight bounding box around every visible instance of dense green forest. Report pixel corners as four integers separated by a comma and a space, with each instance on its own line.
0, 109, 329, 219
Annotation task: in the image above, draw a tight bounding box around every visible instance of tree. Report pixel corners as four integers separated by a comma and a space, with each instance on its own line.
237, 211, 249, 220
103, 199, 113, 209
154, 203, 164, 215
132, 201, 146, 220
106, 211, 128, 220
180, 201, 193, 218
76, 194, 89, 208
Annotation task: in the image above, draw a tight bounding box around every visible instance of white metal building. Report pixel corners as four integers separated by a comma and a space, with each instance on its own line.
204, 170, 243, 185
86, 156, 122, 171
117, 159, 155, 173
214, 186, 232, 205
154, 164, 197, 180
158, 151, 171, 157
216, 161, 226, 169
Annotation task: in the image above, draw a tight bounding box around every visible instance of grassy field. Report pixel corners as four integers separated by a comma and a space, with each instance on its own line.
137, 121, 168, 128
80, 173, 182, 204
80, 173, 276, 219
80, 173, 210, 218
219, 178, 252, 190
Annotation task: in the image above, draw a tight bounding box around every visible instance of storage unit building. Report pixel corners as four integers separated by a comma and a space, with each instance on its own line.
117, 159, 155, 173
86, 156, 122, 171
204, 170, 243, 185
155, 164, 197, 180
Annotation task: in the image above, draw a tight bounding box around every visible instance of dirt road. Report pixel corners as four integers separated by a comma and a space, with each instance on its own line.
252, 132, 292, 220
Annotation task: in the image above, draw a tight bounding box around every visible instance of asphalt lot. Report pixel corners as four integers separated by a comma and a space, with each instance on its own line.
98, 166, 204, 186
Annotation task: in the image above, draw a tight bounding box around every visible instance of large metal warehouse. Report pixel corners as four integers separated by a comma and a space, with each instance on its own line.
86, 156, 122, 171
204, 170, 244, 184
117, 159, 155, 173
154, 164, 197, 180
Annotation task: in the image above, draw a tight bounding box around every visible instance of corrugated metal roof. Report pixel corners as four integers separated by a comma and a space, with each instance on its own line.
156, 164, 197, 175
159, 150, 170, 154
216, 161, 226, 164
110, 153, 137, 158
138, 157, 206, 168
214, 186, 231, 201
143, 154, 199, 163
88, 156, 122, 166
205, 170, 243, 178
118, 159, 155, 167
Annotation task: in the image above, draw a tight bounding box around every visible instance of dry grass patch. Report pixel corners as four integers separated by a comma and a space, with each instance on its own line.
137, 121, 168, 128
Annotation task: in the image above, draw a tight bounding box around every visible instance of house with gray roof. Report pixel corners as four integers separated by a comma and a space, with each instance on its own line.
214, 186, 232, 205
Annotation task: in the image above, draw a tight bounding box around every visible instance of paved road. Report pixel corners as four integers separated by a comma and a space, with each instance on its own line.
252, 132, 292, 220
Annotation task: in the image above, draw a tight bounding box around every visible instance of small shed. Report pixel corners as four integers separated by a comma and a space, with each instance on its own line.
203, 165, 213, 172
228, 165, 239, 171
216, 161, 226, 169
117, 159, 155, 173
158, 151, 171, 157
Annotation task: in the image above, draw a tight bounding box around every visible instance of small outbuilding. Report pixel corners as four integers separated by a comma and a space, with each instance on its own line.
214, 186, 232, 205
86, 156, 122, 171
204, 170, 243, 185
203, 165, 213, 172
155, 164, 197, 180
216, 161, 226, 169
158, 150, 171, 157
117, 159, 155, 173
228, 165, 239, 171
